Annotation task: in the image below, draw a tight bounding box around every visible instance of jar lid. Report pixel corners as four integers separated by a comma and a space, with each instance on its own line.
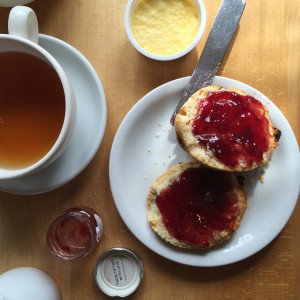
94, 247, 143, 297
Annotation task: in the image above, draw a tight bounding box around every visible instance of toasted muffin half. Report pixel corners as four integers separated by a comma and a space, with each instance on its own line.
147, 162, 247, 249
174, 86, 281, 172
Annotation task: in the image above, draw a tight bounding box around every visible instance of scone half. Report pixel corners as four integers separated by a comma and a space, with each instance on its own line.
147, 162, 247, 249
174, 86, 281, 172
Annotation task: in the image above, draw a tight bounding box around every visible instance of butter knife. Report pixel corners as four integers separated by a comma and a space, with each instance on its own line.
170, 0, 246, 125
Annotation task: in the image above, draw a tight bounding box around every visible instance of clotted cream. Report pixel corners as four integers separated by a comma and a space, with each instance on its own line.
130, 0, 200, 56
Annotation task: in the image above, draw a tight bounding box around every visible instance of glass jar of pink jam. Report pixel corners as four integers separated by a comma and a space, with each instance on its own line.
47, 207, 104, 261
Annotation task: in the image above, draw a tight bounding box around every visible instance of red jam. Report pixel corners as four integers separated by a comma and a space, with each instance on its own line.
192, 91, 272, 168
155, 167, 239, 247
54, 217, 91, 255
47, 207, 104, 260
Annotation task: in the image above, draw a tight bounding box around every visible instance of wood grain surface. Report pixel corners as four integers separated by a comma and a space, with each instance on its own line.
0, 0, 299, 299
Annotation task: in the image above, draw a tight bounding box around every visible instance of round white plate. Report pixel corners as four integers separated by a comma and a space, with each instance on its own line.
109, 76, 300, 267
0, 34, 107, 194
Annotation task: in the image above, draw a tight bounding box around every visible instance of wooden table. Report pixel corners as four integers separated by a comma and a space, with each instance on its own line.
0, 0, 299, 299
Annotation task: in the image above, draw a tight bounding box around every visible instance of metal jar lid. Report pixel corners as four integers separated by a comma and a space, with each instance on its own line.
94, 247, 144, 297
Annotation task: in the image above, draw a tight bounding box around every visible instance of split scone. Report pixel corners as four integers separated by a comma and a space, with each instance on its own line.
147, 162, 247, 249
174, 86, 281, 172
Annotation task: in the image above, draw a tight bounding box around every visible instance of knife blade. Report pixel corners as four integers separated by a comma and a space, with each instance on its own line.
170, 0, 246, 125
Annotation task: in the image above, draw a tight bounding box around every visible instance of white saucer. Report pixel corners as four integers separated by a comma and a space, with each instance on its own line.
109, 76, 300, 267
0, 34, 107, 195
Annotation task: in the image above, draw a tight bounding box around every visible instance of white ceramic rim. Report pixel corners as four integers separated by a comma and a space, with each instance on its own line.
0, 0, 34, 7
125, 0, 206, 61
0, 34, 73, 179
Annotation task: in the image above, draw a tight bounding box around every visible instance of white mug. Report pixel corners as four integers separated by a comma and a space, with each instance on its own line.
0, 267, 61, 300
0, 6, 76, 180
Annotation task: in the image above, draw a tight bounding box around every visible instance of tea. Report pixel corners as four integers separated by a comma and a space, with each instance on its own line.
0, 51, 65, 169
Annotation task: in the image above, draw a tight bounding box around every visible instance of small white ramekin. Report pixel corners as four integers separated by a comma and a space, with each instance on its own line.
125, 0, 206, 61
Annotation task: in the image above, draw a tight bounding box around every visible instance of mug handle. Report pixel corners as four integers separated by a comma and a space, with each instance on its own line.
8, 6, 39, 44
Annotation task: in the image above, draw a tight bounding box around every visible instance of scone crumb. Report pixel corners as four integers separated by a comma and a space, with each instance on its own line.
259, 175, 265, 184
259, 168, 266, 184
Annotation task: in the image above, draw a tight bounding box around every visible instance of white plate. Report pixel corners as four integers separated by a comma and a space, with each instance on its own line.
0, 34, 107, 194
109, 76, 300, 267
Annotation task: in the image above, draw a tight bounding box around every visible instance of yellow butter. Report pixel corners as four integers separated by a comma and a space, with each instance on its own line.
130, 0, 200, 56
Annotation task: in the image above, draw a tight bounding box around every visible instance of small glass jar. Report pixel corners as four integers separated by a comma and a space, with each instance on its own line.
47, 207, 104, 261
